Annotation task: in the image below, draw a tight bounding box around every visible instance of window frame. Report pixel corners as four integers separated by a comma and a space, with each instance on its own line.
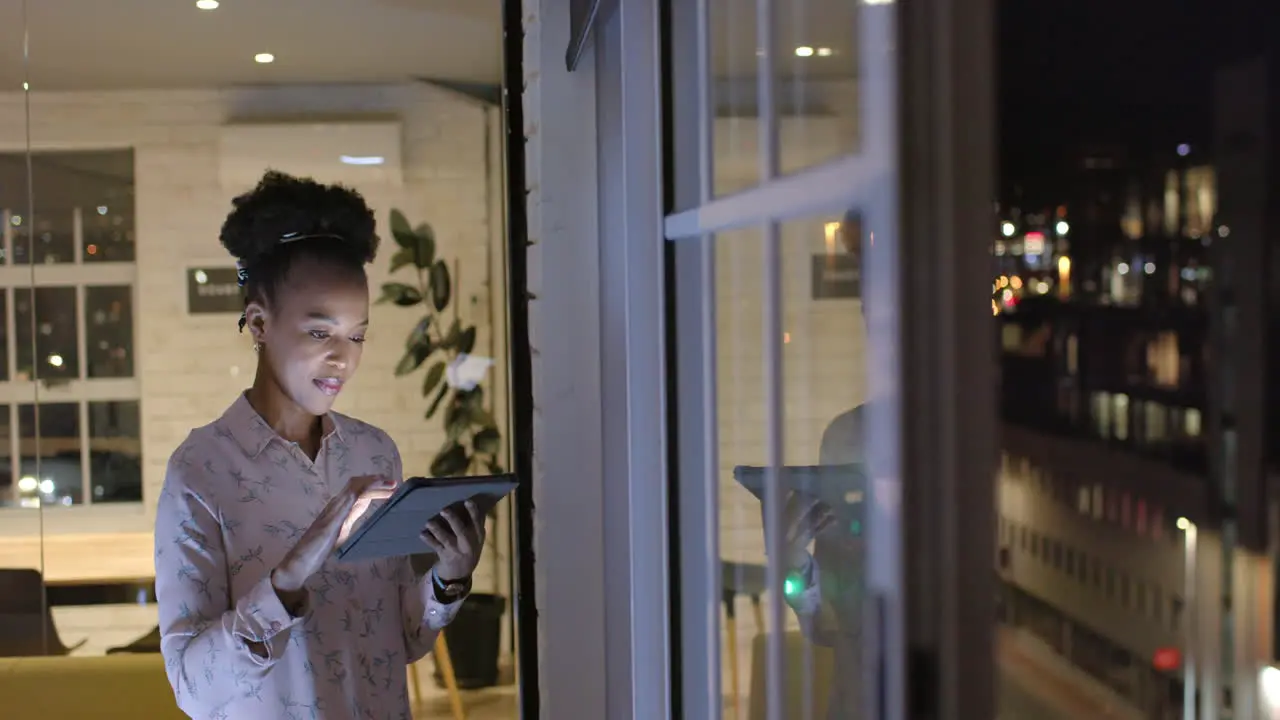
665, 0, 996, 718
0, 199, 140, 508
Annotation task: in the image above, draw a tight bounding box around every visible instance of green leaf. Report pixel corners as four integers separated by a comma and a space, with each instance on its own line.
445, 403, 470, 440
389, 247, 415, 274
470, 407, 496, 428
456, 386, 485, 409
430, 441, 470, 477
425, 382, 449, 419
405, 316, 431, 349
395, 337, 433, 376
422, 361, 446, 397
458, 326, 477, 354
390, 209, 412, 241
378, 283, 423, 307
473, 427, 501, 454
412, 223, 437, 269
429, 260, 452, 312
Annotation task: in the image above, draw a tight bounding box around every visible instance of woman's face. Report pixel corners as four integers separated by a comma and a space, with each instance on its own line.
248, 259, 370, 416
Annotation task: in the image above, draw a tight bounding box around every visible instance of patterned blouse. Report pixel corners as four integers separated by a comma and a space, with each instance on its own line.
154, 394, 462, 720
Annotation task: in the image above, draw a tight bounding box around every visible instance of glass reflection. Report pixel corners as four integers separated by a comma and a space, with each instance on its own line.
705, 0, 861, 199
716, 212, 865, 719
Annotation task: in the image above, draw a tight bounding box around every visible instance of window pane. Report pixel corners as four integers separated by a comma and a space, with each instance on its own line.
17, 207, 75, 265
79, 150, 138, 263
701, 0, 861, 200
8, 151, 137, 265
15, 287, 78, 381
0, 406, 12, 506
89, 401, 142, 503
0, 288, 9, 382
716, 213, 871, 718
18, 403, 82, 506
85, 286, 135, 378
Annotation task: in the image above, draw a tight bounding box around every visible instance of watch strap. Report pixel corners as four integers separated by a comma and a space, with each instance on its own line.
431, 567, 472, 603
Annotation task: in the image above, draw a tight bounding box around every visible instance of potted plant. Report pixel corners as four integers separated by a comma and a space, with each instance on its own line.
379, 209, 507, 689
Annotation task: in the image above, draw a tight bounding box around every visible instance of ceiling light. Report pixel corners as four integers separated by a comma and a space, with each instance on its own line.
817, 47, 833, 57
255, 53, 275, 64
196, 0, 219, 8
794, 46, 815, 57
340, 155, 386, 166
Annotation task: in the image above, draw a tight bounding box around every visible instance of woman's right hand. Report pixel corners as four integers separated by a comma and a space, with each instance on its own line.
270, 475, 396, 599
781, 492, 836, 572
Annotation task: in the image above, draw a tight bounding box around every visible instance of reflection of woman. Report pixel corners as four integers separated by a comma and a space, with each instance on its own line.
780, 406, 865, 719
155, 172, 485, 719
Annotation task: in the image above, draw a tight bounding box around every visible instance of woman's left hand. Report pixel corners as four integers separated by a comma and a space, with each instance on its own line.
420, 500, 486, 580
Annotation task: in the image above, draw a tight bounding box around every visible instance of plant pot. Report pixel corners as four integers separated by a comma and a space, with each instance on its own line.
432, 593, 507, 690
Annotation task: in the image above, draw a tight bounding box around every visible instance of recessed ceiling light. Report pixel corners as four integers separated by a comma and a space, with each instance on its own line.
817, 47, 833, 57
254, 53, 275, 64
195, 0, 218, 8
795, 46, 815, 57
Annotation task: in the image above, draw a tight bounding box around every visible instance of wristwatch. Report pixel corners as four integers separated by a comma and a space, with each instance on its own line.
431, 568, 473, 604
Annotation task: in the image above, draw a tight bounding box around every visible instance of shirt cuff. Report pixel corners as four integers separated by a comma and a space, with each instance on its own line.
785, 555, 823, 616
422, 573, 466, 631
231, 574, 307, 663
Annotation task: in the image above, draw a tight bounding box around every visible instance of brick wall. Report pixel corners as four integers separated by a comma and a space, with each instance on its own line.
0, 83, 506, 588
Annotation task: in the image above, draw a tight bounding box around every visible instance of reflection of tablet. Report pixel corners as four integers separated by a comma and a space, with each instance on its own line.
733, 464, 867, 528
335, 475, 518, 563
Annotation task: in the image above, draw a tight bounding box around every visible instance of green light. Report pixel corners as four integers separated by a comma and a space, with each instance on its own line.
784, 575, 802, 598
850, 520, 862, 536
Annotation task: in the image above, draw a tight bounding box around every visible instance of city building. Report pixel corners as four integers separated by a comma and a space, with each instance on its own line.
995, 55, 1279, 718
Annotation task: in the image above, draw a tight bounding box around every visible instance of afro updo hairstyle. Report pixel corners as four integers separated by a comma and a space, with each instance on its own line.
220, 170, 380, 330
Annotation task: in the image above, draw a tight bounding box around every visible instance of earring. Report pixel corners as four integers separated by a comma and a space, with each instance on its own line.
252, 342, 261, 353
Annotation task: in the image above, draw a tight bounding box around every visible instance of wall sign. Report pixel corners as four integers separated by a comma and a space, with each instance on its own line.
187, 267, 243, 314
811, 254, 861, 300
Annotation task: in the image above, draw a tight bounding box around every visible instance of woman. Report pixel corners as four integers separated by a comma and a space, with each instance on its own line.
155, 171, 485, 720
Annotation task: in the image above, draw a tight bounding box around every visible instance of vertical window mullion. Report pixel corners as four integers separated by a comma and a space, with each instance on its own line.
754, 1, 786, 720
75, 284, 89, 503
72, 207, 83, 264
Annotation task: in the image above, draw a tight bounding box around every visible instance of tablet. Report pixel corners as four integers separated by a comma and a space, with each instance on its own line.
733, 464, 867, 527
335, 474, 518, 563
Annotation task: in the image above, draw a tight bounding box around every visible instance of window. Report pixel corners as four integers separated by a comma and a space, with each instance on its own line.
1092, 391, 1112, 438
0, 150, 139, 507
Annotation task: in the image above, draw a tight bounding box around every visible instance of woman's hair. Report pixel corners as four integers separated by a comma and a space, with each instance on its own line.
219, 171, 379, 330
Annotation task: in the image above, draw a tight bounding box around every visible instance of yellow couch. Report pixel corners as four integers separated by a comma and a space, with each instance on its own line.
0, 654, 186, 720
748, 631, 835, 720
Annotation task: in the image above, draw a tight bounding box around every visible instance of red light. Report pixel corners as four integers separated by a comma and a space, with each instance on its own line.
1025, 232, 1045, 241
1152, 647, 1181, 671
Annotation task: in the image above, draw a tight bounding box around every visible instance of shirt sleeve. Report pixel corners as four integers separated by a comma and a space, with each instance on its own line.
783, 553, 839, 647
385, 441, 466, 663
785, 553, 824, 616
154, 453, 306, 717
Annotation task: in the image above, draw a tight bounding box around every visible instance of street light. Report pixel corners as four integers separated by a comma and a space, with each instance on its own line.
1177, 516, 1198, 720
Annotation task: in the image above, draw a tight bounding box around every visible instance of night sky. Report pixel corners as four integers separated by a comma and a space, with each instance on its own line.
996, 0, 1266, 200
